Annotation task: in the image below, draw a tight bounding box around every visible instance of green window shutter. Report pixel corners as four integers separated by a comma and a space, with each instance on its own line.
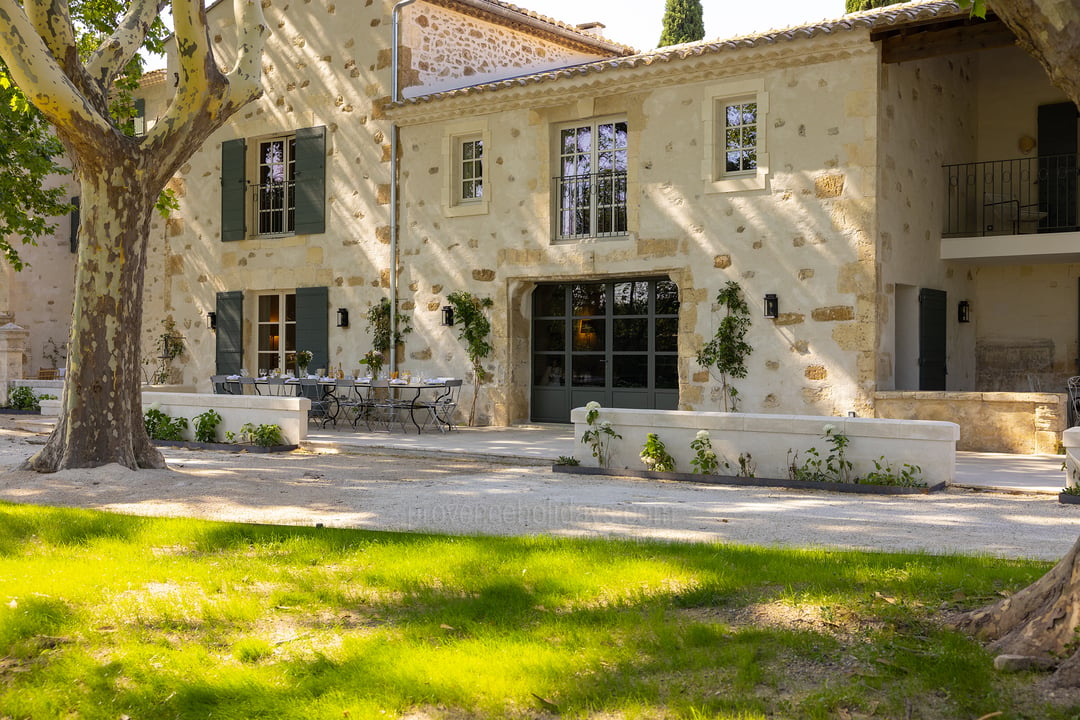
69, 196, 80, 254
221, 138, 247, 242
295, 286, 329, 372
133, 97, 146, 136
294, 126, 326, 235
215, 291, 244, 375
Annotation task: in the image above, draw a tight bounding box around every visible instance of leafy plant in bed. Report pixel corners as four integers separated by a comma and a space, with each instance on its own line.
145, 407, 295, 452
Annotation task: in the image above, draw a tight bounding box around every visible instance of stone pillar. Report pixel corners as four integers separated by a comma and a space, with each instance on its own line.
0, 322, 30, 405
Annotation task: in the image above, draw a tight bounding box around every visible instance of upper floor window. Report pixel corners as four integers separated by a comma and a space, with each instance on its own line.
702, 79, 769, 194
458, 137, 484, 203
554, 119, 628, 241
442, 123, 490, 218
256, 137, 296, 236
723, 100, 757, 175
220, 126, 326, 241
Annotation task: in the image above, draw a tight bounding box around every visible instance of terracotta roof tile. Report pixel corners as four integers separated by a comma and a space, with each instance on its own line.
398, 0, 969, 106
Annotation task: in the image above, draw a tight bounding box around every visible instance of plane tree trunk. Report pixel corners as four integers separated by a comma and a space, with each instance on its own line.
27, 150, 163, 471
0, 0, 267, 471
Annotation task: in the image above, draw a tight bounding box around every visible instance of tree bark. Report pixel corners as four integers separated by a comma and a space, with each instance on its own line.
24, 149, 163, 471
954, 535, 1080, 686
989, 0, 1080, 108
0, 0, 266, 471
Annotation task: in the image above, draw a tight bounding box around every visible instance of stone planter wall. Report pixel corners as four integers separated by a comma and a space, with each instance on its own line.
571, 407, 959, 486
874, 391, 1065, 454
142, 392, 310, 445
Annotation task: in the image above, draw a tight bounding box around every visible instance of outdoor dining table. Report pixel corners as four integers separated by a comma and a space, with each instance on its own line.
350, 377, 460, 433
215, 375, 459, 432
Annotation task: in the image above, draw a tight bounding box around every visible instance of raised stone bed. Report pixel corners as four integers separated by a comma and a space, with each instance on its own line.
155, 439, 298, 454
552, 464, 945, 494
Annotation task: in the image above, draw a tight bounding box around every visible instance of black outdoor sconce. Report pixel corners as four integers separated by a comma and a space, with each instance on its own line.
958, 300, 971, 323
206, 311, 217, 330
441, 305, 455, 326
336, 308, 349, 328
763, 293, 779, 319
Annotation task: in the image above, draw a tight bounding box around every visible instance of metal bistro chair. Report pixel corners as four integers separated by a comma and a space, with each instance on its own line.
333, 378, 365, 428
265, 376, 293, 397
210, 375, 236, 394
418, 379, 462, 433
236, 376, 261, 395
364, 378, 411, 432
297, 378, 337, 427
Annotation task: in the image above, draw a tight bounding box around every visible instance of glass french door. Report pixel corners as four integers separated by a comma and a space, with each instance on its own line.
531, 278, 679, 422
256, 292, 296, 375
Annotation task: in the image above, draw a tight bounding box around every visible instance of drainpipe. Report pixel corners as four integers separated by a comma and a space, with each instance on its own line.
389, 0, 416, 373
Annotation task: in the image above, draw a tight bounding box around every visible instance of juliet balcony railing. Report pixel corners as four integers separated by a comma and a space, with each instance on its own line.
943, 154, 1079, 237
553, 171, 628, 241
250, 180, 296, 236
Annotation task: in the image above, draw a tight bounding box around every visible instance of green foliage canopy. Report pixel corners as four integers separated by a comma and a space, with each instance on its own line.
658, 0, 705, 47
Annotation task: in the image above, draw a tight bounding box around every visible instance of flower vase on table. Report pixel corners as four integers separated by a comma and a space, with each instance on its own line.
295, 349, 314, 377
360, 350, 384, 380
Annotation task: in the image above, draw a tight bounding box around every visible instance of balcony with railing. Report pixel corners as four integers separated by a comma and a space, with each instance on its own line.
941, 154, 1080, 262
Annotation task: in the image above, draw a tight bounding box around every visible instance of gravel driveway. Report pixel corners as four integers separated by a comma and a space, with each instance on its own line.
1, 420, 1077, 561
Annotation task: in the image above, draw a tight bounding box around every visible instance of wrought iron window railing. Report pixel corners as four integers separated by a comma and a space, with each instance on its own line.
249, 180, 296, 236
943, 153, 1079, 236
553, 171, 628, 240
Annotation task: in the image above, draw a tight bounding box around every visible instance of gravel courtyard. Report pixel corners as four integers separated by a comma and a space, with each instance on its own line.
1, 417, 1078, 561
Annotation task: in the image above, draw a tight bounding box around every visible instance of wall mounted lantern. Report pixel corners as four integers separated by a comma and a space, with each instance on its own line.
763, 293, 779, 319
958, 300, 971, 323
336, 308, 349, 328
206, 311, 217, 330
441, 305, 455, 326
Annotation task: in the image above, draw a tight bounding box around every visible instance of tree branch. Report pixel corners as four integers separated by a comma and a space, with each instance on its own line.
85, 0, 167, 90
0, 0, 113, 138
145, 0, 266, 176
24, 0, 76, 69
223, 0, 269, 108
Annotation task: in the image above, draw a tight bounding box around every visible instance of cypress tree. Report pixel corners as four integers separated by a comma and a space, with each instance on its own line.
658, 0, 705, 47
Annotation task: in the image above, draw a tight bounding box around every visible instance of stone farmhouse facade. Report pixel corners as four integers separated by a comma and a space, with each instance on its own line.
2, 0, 1077, 452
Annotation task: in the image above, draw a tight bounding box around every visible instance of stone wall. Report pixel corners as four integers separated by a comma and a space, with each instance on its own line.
874, 390, 1066, 454
401, 2, 609, 97
395, 36, 883, 423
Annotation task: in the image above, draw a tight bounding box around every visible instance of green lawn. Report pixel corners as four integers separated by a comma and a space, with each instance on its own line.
0, 501, 1069, 719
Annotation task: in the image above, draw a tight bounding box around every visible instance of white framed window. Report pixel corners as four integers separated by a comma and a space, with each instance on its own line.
703, 78, 770, 193
554, 117, 629, 241
256, 292, 296, 375
458, 137, 484, 203
442, 122, 490, 217
254, 135, 296, 236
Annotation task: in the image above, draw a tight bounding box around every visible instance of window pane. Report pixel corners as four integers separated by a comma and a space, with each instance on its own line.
614, 281, 648, 315
726, 151, 741, 173
726, 127, 740, 150
655, 355, 678, 389
654, 317, 678, 352
534, 355, 566, 385
656, 280, 679, 314
259, 295, 279, 323
742, 103, 757, 124
572, 284, 606, 316
613, 318, 647, 351
571, 355, 605, 387
742, 150, 757, 170
285, 323, 296, 351
726, 105, 741, 127
285, 293, 296, 322
613, 355, 647, 388
534, 285, 566, 316
258, 324, 281, 352
534, 319, 566, 352
572, 319, 604, 351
